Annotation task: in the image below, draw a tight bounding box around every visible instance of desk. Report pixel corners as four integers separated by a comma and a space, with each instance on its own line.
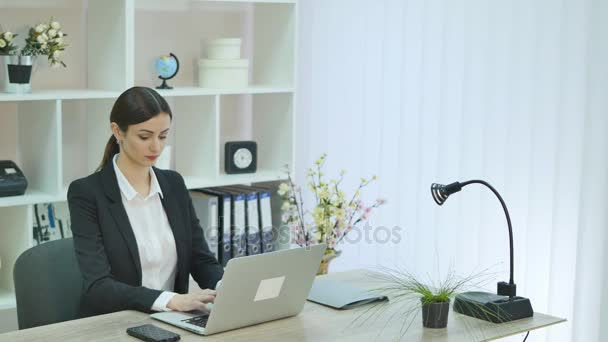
0, 270, 565, 341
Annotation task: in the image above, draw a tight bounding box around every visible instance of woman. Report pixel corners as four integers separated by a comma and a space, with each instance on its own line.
68, 86, 223, 317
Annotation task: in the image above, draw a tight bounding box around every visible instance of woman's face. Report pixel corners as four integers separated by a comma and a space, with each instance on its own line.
113, 113, 171, 168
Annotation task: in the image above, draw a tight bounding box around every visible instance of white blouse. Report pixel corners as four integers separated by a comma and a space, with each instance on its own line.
113, 154, 177, 311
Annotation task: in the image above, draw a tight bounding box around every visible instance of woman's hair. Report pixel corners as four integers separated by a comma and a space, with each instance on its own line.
97, 86, 173, 171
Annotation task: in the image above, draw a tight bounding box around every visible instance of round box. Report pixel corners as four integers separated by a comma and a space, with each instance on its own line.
207, 38, 242, 60
198, 59, 249, 88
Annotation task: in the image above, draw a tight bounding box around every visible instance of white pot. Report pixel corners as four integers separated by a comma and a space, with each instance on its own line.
207, 38, 242, 60
198, 59, 249, 88
1, 55, 36, 94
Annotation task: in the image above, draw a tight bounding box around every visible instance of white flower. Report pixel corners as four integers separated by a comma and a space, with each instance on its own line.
56, 31, 63, 38
277, 183, 290, 196
0, 39, 6, 48
3, 32, 13, 41
48, 29, 57, 38
41, 33, 49, 41
54, 37, 63, 45
36, 35, 46, 44
40, 43, 47, 49
35, 24, 45, 33
50, 21, 61, 30
41, 23, 49, 30
52, 50, 62, 58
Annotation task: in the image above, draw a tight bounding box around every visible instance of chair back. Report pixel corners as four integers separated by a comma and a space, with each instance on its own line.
13, 238, 82, 329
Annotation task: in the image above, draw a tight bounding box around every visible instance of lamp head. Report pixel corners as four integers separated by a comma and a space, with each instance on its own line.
431, 182, 463, 205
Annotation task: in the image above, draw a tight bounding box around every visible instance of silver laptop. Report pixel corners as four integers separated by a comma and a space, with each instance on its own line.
151, 244, 326, 335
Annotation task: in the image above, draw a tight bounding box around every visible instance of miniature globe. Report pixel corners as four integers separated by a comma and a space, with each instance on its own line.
155, 55, 178, 79
155, 53, 180, 89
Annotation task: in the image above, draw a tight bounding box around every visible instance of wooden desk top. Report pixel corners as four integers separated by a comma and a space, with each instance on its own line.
0, 270, 565, 342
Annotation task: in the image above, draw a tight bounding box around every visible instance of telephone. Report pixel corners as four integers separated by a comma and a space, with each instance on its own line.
0, 160, 28, 197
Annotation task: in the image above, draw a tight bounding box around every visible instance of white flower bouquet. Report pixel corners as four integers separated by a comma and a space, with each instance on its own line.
0, 31, 18, 55
21, 18, 68, 67
278, 154, 386, 262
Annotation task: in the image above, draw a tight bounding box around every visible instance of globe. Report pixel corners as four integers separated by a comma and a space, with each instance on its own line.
155, 53, 180, 89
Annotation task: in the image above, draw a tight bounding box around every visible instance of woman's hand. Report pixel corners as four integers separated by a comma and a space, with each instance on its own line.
167, 289, 216, 312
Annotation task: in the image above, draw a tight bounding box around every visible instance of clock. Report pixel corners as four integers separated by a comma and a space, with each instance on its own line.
225, 141, 257, 174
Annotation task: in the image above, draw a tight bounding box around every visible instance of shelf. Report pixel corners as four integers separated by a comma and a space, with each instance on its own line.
155, 86, 294, 97
0, 190, 61, 208
194, 0, 296, 3
0, 289, 16, 311
184, 170, 286, 189
0, 87, 293, 102
0, 90, 121, 102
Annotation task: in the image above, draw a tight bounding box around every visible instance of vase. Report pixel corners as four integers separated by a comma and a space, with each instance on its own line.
317, 249, 341, 276
1, 55, 36, 94
421, 299, 450, 329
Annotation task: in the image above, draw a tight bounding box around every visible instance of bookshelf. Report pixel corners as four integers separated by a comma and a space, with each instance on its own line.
0, 0, 296, 331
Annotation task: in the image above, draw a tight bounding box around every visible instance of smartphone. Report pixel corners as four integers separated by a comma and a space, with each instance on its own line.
126, 324, 180, 342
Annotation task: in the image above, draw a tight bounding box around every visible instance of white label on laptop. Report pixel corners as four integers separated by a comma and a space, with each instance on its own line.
254, 276, 285, 302
5, 168, 16, 174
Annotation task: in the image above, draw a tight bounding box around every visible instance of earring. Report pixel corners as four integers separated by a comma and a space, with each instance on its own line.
116, 138, 120, 145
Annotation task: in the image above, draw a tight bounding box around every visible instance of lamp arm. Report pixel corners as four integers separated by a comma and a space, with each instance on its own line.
461, 180, 514, 286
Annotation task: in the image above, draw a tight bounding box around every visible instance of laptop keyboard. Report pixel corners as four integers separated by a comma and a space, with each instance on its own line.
182, 315, 209, 328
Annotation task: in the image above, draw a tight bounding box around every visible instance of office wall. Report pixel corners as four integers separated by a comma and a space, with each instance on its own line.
296, 0, 608, 341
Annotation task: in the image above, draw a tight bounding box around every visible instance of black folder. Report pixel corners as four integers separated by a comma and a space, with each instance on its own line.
238, 185, 275, 253
199, 188, 233, 266
210, 187, 247, 259
224, 186, 263, 256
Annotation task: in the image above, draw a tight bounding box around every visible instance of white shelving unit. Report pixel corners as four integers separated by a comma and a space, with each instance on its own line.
0, 0, 296, 331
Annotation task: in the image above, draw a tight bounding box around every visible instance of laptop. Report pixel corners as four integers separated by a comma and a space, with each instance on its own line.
151, 244, 326, 335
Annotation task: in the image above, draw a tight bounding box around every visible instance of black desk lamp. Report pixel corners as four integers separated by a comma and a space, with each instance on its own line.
431, 180, 533, 323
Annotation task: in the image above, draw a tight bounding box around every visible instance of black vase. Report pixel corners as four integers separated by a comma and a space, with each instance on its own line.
421, 299, 450, 329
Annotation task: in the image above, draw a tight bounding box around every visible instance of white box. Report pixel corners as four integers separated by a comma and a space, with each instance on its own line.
198, 59, 249, 88
207, 38, 242, 60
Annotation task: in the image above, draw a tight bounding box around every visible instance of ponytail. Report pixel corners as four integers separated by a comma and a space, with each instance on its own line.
97, 135, 119, 172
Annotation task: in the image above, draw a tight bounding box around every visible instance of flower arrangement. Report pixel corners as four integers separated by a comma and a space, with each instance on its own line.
22, 18, 67, 67
278, 153, 385, 269
0, 18, 67, 67
0, 31, 18, 55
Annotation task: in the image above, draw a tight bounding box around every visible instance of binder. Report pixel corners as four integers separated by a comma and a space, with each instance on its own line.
255, 187, 274, 253
190, 191, 219, 260
225, 186, 262, 256
199, 188, 232, 266
210, 187, 247, 259
235, 185, 274, 253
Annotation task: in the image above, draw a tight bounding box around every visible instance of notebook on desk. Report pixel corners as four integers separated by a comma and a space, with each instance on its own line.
307, 278, 388, 310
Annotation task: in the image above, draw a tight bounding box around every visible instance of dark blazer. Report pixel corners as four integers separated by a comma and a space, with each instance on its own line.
67, 161, 224, 317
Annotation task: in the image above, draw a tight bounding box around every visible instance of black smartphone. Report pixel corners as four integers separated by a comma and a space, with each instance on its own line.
126, 324, 181, 342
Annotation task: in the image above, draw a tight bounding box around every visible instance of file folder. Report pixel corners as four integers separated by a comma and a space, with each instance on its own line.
307, 278, 389, 309
190, 191, 219, 260
225, 186, 262, 256
200, 188, 232, 266
211, 187, 247, 259
239, 185, 275, 253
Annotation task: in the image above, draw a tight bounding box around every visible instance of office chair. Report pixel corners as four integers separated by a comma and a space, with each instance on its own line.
13, 238, 82, 329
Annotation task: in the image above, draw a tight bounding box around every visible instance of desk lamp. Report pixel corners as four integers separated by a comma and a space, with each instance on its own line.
431, 180, 533, 323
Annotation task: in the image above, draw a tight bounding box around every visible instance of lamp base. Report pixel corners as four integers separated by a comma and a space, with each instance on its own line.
453, 291, 533, 323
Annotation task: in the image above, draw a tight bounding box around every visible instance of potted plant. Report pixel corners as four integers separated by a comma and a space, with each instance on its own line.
1, 18, 67, 94
278, 153, 386, 275
364, 266, 493, 331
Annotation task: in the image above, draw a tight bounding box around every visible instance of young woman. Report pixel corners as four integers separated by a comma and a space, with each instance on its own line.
68, 86, 223, 317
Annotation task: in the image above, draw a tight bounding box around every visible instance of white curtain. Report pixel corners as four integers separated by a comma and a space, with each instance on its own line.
295, 0, 608, 341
